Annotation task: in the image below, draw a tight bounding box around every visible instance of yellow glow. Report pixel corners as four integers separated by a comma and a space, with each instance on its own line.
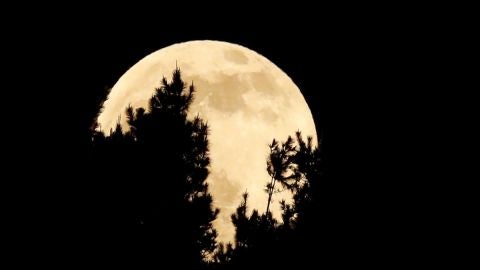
97, 40, 317, 244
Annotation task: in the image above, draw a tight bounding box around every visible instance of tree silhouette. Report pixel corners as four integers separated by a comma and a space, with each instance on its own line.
91, 68, 218, 269
90, 68, 323, 269
213, 132, 322, 269
213, 192, 277, 269
265, 136, 297, 214
290, 131, 321, 228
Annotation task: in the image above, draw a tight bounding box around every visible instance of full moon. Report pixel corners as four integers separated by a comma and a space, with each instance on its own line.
97, 40, 317, 243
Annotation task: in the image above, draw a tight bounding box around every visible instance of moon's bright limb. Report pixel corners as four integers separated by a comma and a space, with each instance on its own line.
97, 40, 317, 244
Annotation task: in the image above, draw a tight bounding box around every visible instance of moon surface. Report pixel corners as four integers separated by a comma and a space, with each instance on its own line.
97, 40, 317, 244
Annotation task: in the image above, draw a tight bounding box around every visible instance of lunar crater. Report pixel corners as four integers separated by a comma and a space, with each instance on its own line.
195, 74, 248, 113
224, 49, 249, 65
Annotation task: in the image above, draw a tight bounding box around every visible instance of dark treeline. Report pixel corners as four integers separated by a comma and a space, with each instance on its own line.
90, 68, 322, 269
212, 131, 322, 270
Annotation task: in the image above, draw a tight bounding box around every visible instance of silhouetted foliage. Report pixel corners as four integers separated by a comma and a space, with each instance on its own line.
213, 132, 322, 270
265, 136, 297, 214
91, 68, 218, 269
213, 192, 278, 269
90, 67, 322, 269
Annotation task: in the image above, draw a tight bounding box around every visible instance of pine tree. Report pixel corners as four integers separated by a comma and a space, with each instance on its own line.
218, 133, 322, 270
291, 131, 321, 227
265, 136, 297, 214
221, 192, 277, 269
92, 68, 218, 269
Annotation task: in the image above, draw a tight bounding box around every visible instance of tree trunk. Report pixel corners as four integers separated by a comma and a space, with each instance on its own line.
266, 175, 276, 214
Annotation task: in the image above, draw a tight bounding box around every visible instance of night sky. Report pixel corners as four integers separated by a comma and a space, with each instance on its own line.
9, 8, 433, 266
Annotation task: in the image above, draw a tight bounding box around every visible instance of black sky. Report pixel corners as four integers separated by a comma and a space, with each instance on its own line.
68, 23, 393, 260
6, 7, 440, 266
